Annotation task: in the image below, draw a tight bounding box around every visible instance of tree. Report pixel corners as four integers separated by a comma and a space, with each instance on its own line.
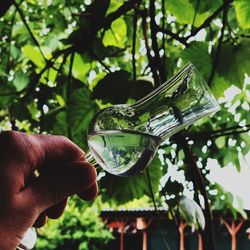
0, 0, 250, 249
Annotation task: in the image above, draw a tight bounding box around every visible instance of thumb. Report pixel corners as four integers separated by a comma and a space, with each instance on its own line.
25, 161, 97, 213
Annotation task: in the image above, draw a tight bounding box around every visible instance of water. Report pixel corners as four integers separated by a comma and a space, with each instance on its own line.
87, 130, 161, 176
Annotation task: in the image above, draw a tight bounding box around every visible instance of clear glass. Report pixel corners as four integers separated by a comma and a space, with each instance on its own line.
87, 63, 220, 176
21, 62, 220, 249
17, 227, 37, 250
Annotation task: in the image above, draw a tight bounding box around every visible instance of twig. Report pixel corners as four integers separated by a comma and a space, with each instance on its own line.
145, 169, 170, 250
189, 124, 250, 140
161, 0, 166, 82
90, 50, 111, 73
54, 51, 70, 83
174, 131, 215, 250
0, 0, 15, 18
101, 0, 141, 30
185, 0, 233, 40
142, 14, 160, 86
13, 1, 47, 63
191, 0, 201, 29
66, 52, 75, 140
64, 0, 77, 22
132, 11, 138, 81
7, 10, 16, 72
149, 0, 165, 83
156, 26, 189, 47
208, 1, 229, 86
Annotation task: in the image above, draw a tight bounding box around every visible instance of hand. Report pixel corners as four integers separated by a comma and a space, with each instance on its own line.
0, 131, 98, 250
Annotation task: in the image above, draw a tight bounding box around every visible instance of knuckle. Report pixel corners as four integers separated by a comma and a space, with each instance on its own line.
56, 135, 84, 161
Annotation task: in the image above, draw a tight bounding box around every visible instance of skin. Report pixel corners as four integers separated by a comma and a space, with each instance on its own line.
0, 131, 98, 250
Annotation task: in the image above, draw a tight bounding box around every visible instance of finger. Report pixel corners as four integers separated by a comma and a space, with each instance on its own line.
78, 182, 98, 201
33, 212, 47, 228
0, 132, 86, 197
33, 134, 85, 169
25, 161, 97, 213
45, 198, 68, 219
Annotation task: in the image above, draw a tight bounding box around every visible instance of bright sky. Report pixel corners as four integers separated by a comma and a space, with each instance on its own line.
208, 152, 250, 209
208, 77, 250, 209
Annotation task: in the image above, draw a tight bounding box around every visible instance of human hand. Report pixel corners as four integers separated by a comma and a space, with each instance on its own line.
0, 131, 98, 250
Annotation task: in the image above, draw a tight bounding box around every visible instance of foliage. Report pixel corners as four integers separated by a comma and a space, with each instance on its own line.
36, 197, 114, 250
179, 197, 205, 230
0, 0, 250, 248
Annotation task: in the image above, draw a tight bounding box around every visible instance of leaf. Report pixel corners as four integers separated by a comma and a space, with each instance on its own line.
180, 42, 212, 80
165, 0, 210, 27
129, 80, 154, 101
0, 84, 16, 109
22, 45, 46, 69
72, 53, 92, 82
9, 101, 31, 121
216, 39, 250, 88
210, 74, 232, 98
100, 156, 162, 204
53, 86, 98, 150
103, 18, 127, 48
92, 70, 131, 104
179, 197, 205, 230
84, 0, 111, 23
234, 0, 250, 29
13, 72, 29, 91
215, 136, 226, 149
189, 0, 223, 14
165, 0, 195, 25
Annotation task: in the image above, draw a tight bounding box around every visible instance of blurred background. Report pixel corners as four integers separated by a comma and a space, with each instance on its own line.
0, 0, 250, 249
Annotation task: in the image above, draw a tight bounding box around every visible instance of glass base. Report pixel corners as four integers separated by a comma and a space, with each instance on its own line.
17, 227, 37, 250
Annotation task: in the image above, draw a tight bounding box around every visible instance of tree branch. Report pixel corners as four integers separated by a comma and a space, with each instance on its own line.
189, 124, 250, 140
222, 219, 233, 235
235, 219, 244, 233
0, 0, 15, 18
66, 52, 75, 140
185, 0, 233, 40
208, 0, 229, 86
102, 0, 141, 30
161, 0, 166, 81
132, 10, 138, 80
149, 0, 165, 83
13, 1, 47, 63
174, 132, 215, 250
156, 26, 189, 47
142, 14, 160, 87
191, 0, 201, 29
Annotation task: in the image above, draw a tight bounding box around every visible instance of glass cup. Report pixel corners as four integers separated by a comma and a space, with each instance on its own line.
20, 62, 220, 249
87, 62, 220, 176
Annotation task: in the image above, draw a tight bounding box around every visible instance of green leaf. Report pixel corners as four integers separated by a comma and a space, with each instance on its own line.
103, 18, 127, 48
22, 44, 46, 68
179, 197, 205, 230
165, 0, 195, 24
234, 0, 250, 29
215, 136, 226, 149
100, 156, 162, 204
13, 72, 29, 91
0, 84, 16, 109
180, 42, 212, 80
210, 74, 232, 98
72, 53, 92, 82
165, 0, 209, 26
92, 70, 131, 104
53, 86, 98, 150
190, 0, 223, 13
129, 80, 154, 101
216, 39, 250, 88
